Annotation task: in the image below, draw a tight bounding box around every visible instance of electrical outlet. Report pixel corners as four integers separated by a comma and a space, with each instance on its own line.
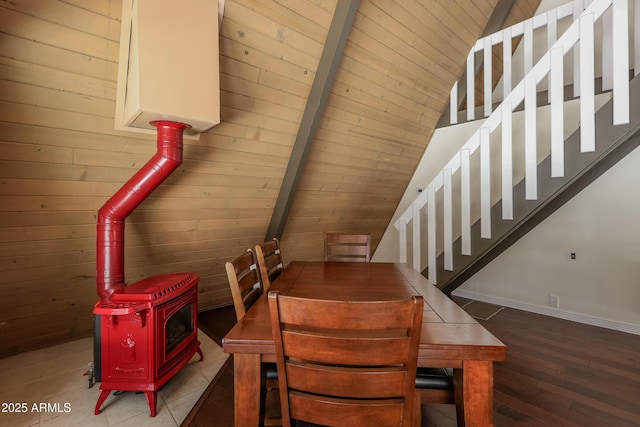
549, 294, 560, 308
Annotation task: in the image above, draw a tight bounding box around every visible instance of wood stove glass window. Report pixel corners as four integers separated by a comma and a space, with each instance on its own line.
165, 302, 194, 356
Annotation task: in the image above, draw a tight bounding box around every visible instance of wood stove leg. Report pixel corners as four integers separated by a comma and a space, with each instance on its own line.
144, 391, 158, 417
94, 389, 111, 415
196, 341, 204, 361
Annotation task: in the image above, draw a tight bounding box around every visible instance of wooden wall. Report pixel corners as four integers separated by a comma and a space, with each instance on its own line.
282, 0, 501, 259
0, 0, 537, 358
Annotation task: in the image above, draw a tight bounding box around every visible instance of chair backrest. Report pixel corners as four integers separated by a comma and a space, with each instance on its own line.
255, 238, 284, 290
323, 232, 371, 262
268, 291, 423, 427
225, 249, 263, 320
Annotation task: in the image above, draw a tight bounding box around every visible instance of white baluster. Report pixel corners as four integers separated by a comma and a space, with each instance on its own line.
503, 27, 512, 98
412, 201, 421, 272
547, 8, 558, 51
574, 0, 583, 97
613, 0, 630, 125
484, 37, 493, 117
461, 149, 471, 256
480, 127, 491, 239
398, 219, 407, 264
525, 76, 538, 200
444, 169, 453, 271
580, 12, 596, 152
467, 50, 475, 121
550, 46, 565, 178
547, 8, 559, 104
602, 7, 613, 91
501, 103, 513, 220
427, 187, 436, 283
524, 19, 534, 75
450, 81, 458, 124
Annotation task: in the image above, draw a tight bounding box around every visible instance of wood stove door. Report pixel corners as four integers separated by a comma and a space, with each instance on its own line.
155, 286, 198, 378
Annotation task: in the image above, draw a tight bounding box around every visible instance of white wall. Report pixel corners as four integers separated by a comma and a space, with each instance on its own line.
454, 144, 640, 333
372, 120, 483, 263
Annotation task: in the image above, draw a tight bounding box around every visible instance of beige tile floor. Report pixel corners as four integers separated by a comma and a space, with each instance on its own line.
0, 330, 228, 427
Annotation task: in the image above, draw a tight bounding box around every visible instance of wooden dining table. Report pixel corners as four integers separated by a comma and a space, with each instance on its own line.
222, 261, 507, 426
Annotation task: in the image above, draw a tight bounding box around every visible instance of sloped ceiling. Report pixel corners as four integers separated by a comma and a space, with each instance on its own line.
0, 0, 540, 357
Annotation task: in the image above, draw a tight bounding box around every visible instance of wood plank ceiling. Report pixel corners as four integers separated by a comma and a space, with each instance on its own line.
0, 0, 539, 357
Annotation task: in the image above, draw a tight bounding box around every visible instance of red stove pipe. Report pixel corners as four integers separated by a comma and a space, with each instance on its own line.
96, 121, 190, 300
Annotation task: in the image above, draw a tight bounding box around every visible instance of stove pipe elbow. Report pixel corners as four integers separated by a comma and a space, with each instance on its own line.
96, 121, 190, 300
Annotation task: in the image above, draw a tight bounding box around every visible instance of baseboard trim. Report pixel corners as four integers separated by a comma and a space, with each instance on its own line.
452, 289, 640, 336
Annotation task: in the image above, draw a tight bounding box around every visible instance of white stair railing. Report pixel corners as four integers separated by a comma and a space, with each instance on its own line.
395, 0, 635, 283
451, 1, 582, 124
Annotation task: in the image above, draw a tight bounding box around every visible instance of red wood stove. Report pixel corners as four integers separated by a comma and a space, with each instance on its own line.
93, 272, 202, 417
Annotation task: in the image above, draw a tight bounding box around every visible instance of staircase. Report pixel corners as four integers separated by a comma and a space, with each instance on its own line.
394, 0, 640, 294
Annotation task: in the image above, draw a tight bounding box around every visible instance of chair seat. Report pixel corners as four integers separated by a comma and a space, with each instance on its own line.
226, 249, 280, 424
415, 367, 453, 390
265, 362, 278, 380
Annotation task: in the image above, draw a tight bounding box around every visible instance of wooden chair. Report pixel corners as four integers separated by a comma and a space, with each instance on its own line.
311, 232, 456, 421
225, 249, 264, 320
268, 291, 424, 427
255, 238, 284, 290
323, 232, 371, 262
225, 249, 280, 424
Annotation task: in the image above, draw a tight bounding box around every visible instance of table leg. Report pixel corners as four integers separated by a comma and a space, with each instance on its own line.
233, 353, 262, 426
461, 360, 494, 427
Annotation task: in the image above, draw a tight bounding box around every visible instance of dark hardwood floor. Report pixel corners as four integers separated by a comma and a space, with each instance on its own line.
185, 303, 640, 426
184, 304, 237, 427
